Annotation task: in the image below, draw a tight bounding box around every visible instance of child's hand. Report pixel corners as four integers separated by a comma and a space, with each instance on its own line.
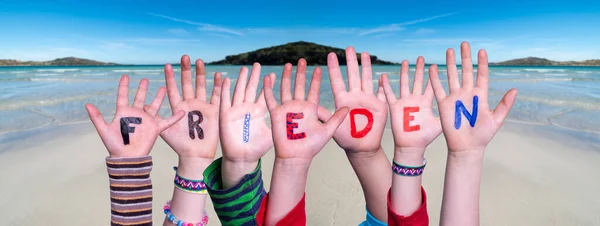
264, 59, 348, 161
85, 75, 184, 157
219, 63, 275, 163
430, 42, 517, 153
324, 48, 388, 155
381, 57, 442, 153
154, 56, 222, 160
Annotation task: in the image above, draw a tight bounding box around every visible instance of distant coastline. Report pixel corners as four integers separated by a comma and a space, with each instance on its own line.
490, 57, 600, 66
0, 57, 118, 66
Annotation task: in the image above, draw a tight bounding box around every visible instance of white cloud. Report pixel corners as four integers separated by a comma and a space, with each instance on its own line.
100, 42, 132, 50
415, 28, 436, 35
359, 12, 456, 36
372, 33, 396, 39
208, 33, 232, 40
149, 13, 243, 36
168, 28, 189, 35
125, 38, 202, 44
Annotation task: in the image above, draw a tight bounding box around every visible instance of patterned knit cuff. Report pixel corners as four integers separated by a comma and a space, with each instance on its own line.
203, 157, 266, 226
106, 156, 153, 226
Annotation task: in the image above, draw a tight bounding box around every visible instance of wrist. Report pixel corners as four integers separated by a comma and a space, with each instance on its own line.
176, 157, 213, 179
274, 157, 311, 171
345, 146, 384, 161
448, 149, 485, 161
393, 147, 425, 166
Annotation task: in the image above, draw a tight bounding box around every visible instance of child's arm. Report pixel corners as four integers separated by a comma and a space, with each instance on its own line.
262, 60, 348, 225
85, 75, 184, 225
380, 56, 443, 225
323, 48, 391, 223
153, 56, 222, 226
429, 42, 517, 226
202, 63, 276, 225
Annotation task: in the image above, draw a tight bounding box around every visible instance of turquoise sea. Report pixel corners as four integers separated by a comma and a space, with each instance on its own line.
1, 65, 599, 142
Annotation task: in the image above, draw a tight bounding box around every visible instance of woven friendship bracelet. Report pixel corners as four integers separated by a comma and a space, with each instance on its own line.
164, 200, 209, 226
173, 166, 207, 194
392, 158, 427, 176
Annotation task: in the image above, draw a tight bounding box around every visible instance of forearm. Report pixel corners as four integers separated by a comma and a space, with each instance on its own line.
164, 157, 212, 226
222, 157, 259, 189
346, 146, 391, 221
266, 158, 310, 225
390, 147, 425, 215
106, 156, 153, 226
440, 150, 484, 226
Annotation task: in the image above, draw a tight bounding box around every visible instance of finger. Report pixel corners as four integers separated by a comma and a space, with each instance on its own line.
264, 76, 278, 111
257, 73, 276, 106
220, 76, 231, 113
476, 49, 489, 99
361, 52, 373, 94
195, 59, 207, 102
345, 47, 361, 92
324, 107, 349, 136
148, 86, 167, 116
133, 78, 148, 109
85, 103, 107, 132
159, 110, 185, 131
244, 63, 262, 102
294, 59, 307, 100
376, 76, 386, 102
423, 75, 435, 102
429, 65, 447, 101
280, 63, 293, 102
446, 48, 461, 93
210, 72, 223, 105
381, 74, 397, 104
232, 66, 249, 105
116, 75, 129, 110
400, 60, 410, 98
317, 105, 333, 122
461, 42, 474, 89
307, 66, 322, 105
492, 89, 518, 126
180, 55, 195, 100
327, 52, 347, 95
164, 64, 182, 110
413, 57, 425, 95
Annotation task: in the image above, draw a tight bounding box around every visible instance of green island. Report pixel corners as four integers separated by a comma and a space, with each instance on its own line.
208, 41, 397, 65
490, 57, 600, 66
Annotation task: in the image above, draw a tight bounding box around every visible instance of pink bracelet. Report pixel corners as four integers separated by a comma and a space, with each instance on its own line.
163, 200, 209, 226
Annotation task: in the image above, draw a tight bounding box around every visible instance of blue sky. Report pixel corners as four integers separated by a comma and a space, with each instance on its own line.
0, 0, 599, 64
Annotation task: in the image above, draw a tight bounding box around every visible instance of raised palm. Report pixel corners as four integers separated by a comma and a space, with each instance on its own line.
156, 55, 222, 159
324, 48, 388, 153
430, 42, 517, 152
85, 75, 184, 157
382, 57, 442, 149
264, 59, 348, 160
220, 63, 275, 162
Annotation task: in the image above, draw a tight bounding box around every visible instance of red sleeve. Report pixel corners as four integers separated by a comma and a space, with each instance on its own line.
387, 187, 429, 226
255, 193, 306, 226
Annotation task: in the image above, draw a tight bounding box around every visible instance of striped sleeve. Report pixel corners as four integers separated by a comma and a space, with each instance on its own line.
203, 157, 267, 226
106, 156, 153, 226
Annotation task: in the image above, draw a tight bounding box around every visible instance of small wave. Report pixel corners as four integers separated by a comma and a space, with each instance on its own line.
33, 73, 60, 76
112, 69, 163, 73
35, 68, 80, 73
517, 95, 600, 111
0, 91, 114, 111
576, 71, 594, 74
522, 68, 567, 73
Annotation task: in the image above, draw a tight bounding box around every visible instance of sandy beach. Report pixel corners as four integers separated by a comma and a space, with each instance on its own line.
0, 121, 598, 226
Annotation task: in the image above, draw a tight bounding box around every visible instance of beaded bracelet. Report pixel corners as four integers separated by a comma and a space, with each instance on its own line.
164, 200, 209, 226
173, 166, 207, 194
392, 158, 427, 176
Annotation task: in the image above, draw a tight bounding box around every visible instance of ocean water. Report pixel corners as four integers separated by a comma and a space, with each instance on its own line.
0, 65, 599, 139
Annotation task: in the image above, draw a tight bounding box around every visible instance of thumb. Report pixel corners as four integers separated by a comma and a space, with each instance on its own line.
317, 105, 333, 123
159, 110, 185, 131
85, 103, 107, 132
492, 88, 517, 126
324, 107, 349, 136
